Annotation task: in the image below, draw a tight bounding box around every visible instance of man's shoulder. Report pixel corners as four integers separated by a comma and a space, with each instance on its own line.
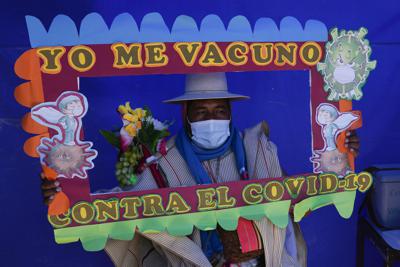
243, 121, 270, 139
243, 121, 282, 178
243, 120, 277, 153
157, 135, 185, 163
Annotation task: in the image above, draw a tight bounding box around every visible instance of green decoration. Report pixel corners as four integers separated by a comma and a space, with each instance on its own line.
293, 191, 356, 222
52, 192, 357, 251
317, 27, 377, 101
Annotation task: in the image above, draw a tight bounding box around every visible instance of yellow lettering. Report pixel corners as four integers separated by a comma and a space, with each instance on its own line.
264, 181, 285, 201
284, 177, 305, 198
166, 192, 191, 215
299, 42, 322, 66
111, 43, 143, 68
93, 199, 119, 222
216, 186, 236, 208
48, 211, 71, 228
37, 47, 66, 74
197, 188, 217, 211
226, 42, 249, 66
199, 42, 227, 67
242, 183, 263, 204
120, 197, 142, 219
306, 175, 318, 196
274, 43, 298, 66
67, 45, 96, 72
142, 194, 165, 216
250, 43, 274, 66
173, 42, 202, 67
319, 173, 338, 194
144, 43, 168, 67
71, 201, 95, 224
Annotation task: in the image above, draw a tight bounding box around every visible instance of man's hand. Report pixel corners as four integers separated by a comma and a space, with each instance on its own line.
345, 130, 360, 157
40, 173, 61, 205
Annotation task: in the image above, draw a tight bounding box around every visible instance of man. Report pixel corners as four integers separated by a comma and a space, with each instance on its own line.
42, 72, 360, 266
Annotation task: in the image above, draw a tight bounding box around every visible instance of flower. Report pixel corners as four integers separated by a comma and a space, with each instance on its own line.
152, 118, 167, 130
144, 117, 167, 130
123, 120, 143, 138
123, 113, 139, 123
118, 102, 129, 114
102, 100, 173, 188
118, 101, 146, 139
119, 126, 133, 152
133, 108, 146, 119
125, 123, 137, 137
118, 101, 135, 116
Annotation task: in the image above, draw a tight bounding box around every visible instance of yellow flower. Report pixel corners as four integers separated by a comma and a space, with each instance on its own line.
125, 102, 133, 112
132, 108, 140, 118
140, 109, 147, 118
132, 108, 145, 119
123, 113, 139, 123
119, 101, 134, 115
118, 105, 128, 114
125, 123, 137, 137
135, 121, 142, 129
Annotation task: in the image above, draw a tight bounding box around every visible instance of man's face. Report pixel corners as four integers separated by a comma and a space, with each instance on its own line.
187, 99, 231, 122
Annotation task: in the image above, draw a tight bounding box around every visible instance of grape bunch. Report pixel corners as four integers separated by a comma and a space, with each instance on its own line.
115, 145, 143, 187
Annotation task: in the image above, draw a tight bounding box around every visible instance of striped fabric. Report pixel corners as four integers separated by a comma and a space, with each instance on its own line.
105, 122, 307, 267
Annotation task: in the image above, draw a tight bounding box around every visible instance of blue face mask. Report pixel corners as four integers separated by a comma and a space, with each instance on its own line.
189, 119, 231, 149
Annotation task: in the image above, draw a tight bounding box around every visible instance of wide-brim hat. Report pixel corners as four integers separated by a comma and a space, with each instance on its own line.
164, 72, 249, 103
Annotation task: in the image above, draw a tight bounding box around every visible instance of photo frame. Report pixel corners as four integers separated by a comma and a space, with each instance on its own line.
15, 12, 374, 251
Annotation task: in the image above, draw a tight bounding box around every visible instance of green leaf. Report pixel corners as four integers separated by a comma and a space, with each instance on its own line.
143, 106, 152, 117
99, 130, 121, 149
159, 130, 170, 138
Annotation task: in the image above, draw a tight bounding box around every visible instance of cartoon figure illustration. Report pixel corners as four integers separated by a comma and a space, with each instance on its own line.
316, 103, 359, 151
31, 91, 97, 178
313, 149, 350, 177
57, 95, 84, 145
332, 43, 357, 85
311, 103, 359, 177
317, 27, 376, 101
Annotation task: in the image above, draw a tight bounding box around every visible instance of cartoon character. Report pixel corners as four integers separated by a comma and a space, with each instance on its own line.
31, 91, 97, 178
311, 103, 359, 177
332, 42, 359, 85
316, 103, 359, 151
317, 27, 376, 100
313, 149, 350, 177
57, 95, 84, 145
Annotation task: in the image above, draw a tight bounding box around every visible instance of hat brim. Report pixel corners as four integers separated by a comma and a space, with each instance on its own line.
163, 92, 249, 104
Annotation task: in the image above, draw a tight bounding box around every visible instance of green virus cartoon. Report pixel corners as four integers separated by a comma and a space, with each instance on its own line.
317, 27, 377, 101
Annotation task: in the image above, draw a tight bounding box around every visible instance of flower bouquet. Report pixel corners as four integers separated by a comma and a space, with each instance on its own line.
100, 102, 172, 188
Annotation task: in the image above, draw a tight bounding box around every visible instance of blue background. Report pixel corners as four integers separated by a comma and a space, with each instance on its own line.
1, 0, 399, 266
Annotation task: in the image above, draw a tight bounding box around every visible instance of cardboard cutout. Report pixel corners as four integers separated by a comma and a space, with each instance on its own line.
14, 12, 375, 251
317, 28, 377, 100
311, 103, 360, 176
31, 91, 97, 178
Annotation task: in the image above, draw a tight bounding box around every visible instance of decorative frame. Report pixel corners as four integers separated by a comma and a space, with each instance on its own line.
15, 13, 374, 251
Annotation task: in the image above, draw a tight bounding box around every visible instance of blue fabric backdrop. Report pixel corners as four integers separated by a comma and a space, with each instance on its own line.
1, 0, 399, 266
